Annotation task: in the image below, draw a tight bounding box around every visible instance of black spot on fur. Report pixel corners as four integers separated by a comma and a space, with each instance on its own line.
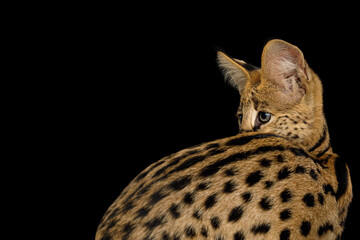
223, 180, 237, 193
309, 169, 318, 181
225, 167, 236, 176
295, 165, 306, 174
149, 190, 168, 205
204, 193, 217, 209
280, 229, 291, 240
170, 155, 206, 174
226, 133, 282, 146
162, 232, 170, 240
136, 207, 150, 218
122, 201, 134, 213
264, 180, 273, 189
260, 158, 272, 167
302, 193, 315, 207
242, 192, 252, 203
144, 215, 165, 230
196, 182, 210, 191
318, 193, 324, 205
278, 166, 291, 180
100, 234, 112, 240
251, 223, 271, 234
169, 175, 192, 191
259, 197, 272, 210
300, 221, 311, 236
200, 145, 286, 177
183, 192, 195, 205
211, 216, 221, 229
228, 205, 244, 222
192, 209, 202, 220
234, 231, 245, 240
169, 204, 180, 219
280, 189, 293, 202
277, 154, 285, 163
323, 184, 336, 196
201, 226, 208, 237
280, 209, 292, 221
185, 225, 196, 237
318, 222, 334, 236
246, 170, 264, 186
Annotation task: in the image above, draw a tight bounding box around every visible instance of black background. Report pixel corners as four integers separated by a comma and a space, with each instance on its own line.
36, 6, 359, 239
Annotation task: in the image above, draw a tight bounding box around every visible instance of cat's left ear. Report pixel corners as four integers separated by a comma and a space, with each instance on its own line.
217, 51, 258, 95
261, 39, 310, 104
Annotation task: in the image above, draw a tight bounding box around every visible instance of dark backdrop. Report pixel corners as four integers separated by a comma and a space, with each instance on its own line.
49, 9, 359, 239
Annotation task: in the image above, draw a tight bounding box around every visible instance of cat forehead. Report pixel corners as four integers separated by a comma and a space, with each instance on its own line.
240, 87, 272, 111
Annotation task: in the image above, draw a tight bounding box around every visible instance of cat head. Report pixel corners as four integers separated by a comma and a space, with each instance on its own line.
218, 39, 327, 150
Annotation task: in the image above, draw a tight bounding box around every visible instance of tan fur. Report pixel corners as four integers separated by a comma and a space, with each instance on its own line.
96, 40, 352, 240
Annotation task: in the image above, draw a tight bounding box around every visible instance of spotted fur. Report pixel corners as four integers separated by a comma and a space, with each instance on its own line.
96, 40, 352, 240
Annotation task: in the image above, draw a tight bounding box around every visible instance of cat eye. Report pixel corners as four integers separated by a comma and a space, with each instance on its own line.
237, 113, 243, 124
258, 112, 271, 123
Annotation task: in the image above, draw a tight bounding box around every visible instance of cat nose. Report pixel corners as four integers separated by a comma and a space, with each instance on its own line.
240, 121, 254, 132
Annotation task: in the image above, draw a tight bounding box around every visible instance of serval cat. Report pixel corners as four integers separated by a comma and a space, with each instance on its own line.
96, 39, 352, 240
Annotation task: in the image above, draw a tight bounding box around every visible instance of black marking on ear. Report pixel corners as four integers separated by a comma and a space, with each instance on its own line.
251, 223, 271, 234
334, 157, 349, 200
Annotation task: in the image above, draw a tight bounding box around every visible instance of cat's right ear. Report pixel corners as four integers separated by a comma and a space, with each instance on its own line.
217, 51, 252, 95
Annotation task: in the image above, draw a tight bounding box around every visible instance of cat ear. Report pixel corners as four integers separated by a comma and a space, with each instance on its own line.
261, 39, 309, 104
217, 51, 254, 94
